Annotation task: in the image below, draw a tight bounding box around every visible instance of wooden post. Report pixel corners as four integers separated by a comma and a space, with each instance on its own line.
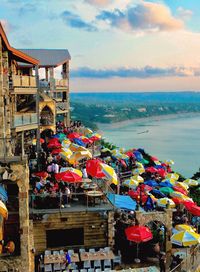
45, 67, 48, 81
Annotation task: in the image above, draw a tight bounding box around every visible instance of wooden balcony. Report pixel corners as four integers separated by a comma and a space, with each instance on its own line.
55, 79, 68, 88
13, 113, 38, 131
12, 75, 37, 94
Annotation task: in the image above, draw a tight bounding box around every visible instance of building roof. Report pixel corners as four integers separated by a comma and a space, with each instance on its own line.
0, 22, 39, 65
19, 49, 71, 68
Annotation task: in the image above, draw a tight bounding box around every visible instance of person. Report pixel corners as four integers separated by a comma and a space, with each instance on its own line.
82, 167, 88, 179
159, 252, 166, 272
63, 250, 71, 271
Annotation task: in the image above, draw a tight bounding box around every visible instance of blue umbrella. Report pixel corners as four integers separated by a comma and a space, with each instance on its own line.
150, 189, 166, 199
73, 138, 86, 147
0, 185, 8, 202
144, 180, 159, 187
133, 151, 143, 161
159, 180, 173, 188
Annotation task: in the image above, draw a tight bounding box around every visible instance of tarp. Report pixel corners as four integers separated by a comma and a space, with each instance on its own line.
107, 193, 143, 211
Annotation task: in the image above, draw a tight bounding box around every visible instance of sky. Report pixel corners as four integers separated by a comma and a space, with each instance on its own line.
1, 0, 200, 92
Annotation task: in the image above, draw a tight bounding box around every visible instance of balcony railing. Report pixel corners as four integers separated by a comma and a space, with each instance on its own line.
13, 113, 37, 127
55, 79, 67, 87
12, 75, 36, 88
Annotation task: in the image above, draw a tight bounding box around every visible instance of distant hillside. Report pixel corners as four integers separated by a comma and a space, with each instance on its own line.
70, 91, 200, 105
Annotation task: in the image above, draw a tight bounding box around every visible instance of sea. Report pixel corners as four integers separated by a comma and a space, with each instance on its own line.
70, 91, 200, 178
97, 114, 200, 178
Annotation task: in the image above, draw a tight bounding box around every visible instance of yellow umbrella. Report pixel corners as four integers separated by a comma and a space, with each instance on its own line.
100, 163, 118, 185
175, 224, 196, 232
69, 144, 88, 152
60, 149, 73, 160
164, 159, 175, 165
171, 230, 200, 247
123, 178, 139, 188
183, 179, 198, 187
162, 178, 176, 185
62, 139, 71, 148
170, 191, 186, 199
132, 168, 145, 175
0, 200, 8, 219
154, 160, 161, 165
68, 150, 92, 164
60, 168, 83, 177
84, 128, 93, 135
175, 182, 189, 191
132, 175, 144, 183
157, 197, 175, 208
166, 173, 179, 181
136, 162, 144, 169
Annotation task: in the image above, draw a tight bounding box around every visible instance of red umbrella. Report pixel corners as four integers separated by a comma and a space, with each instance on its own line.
172, 198, 184, 205
90, 136, 100, 142
128, 190, 148, 204
125, 225, 153, 243
86, 159, 105, 178
139, 184, 153, 192
126, 151, 134, 157
183, 201, 196, 210
151, 156, 159, 161
47, 138, 61, 149
187, 205, 200, 217
173, 186, 187, 195
33, 171, 48, 179
82, 138, 93, 144
68, 132, 81, 140
157, 168, 166, 178
55, 171, 82, 183
146, 167, 157, 173
51, 148, 63, 155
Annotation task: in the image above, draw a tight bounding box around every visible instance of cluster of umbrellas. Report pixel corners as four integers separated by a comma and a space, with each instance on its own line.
0, 185, 8, 220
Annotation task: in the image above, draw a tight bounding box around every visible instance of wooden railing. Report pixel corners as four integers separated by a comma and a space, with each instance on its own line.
55, 79, 67, 87
12, 75, 36, 88
13, 113, 37, 127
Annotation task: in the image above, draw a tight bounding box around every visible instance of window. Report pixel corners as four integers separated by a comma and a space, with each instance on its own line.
46, 228, 84, 248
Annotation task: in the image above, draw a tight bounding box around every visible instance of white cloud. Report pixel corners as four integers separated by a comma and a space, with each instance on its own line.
177, 6, 193, 20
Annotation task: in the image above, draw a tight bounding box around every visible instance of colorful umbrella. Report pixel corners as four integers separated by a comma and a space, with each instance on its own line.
68, 150, 92, 164
47, 138, 62, 149
123, 178, 139, 189
159, 180, 173, 188
60, 149, 73, 160
159, 187, 174, 196
62, 139, 71, 148
175, 224, 195, 232
166, 173, 179, 181
183, 179, 198, 187
132, 175, 144, 183
144, 180, 159, 187
157, 198, 175, 208
0, 185, 8, 203
146, 167, 157, 173
187, 205, 200, 217
100, 163, 118, 185
68, 132, 82, 140
86, 159, 105, 178
32, 138, 45, 145
51, 148, 63, 155
171, 230, 200, 247
84, 128, 93, 135
125, 225, 153, 243
150, 189, 166, 199
69, 144, 88, 152
164, 159, 175, 165
173, 186, 187, 195
175, 182, 189, 191
33, 171, 48, 179
55, 170, 82, 183
132, 168, 145, 175
0, 200, 8, 219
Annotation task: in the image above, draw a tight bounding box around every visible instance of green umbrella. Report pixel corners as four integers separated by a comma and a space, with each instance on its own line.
159, 187, 174, 196
58, 133, 67, 141
141, 159, 149, 165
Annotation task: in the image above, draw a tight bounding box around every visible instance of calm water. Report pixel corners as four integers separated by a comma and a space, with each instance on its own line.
98, 115, 200, 178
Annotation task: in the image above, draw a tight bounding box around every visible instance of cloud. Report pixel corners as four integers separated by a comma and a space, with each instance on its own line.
61, 10, 97, 31
84, 0, 113, 7
97, 1, 184, 32
18, 3, 36, 15
71, 66, 199, 79
0, 19, 17, 33
177, 7, 193, 20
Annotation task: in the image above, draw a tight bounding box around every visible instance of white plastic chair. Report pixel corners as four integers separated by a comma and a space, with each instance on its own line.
94, 260, 101, 269
80, 269, 87, 272
53, 250, 59, 255
53, 263, 61, 271
95, 269, 102, 272
79, 248, 86, 253
44, 264, 52, 272
83, 260, 91, 269
103, 259, 111, 270
89, 248, 95, 253
45, 250, 51, 255
68, 249, 74, 255
104, 247, 110, 252
59, 249, 64, 254
88, 269, 95, 272
113, 252, 121, 266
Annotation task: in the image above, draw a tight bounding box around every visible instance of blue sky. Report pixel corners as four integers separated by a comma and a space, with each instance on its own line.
1, 0, 200, 92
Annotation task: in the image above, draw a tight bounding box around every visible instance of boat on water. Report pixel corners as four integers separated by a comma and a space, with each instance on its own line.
137, 130, 149, 134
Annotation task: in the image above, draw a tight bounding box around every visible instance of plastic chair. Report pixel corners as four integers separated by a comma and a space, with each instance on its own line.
59, 249, 64, 254
103, 259, 111, 270
95, 269, 102, 272
94, 260, 101, 269
104, 268, 112, 271
53, 263, 61, 271
70, 263, 78, 270
72, 270, 79, 272
83, 260, 91, 269
113, 252, 121, 266
45, 250, 51, 255
68, 249, 74, 255
44, 264, 52, 272
80, 269, 87, 272
88, 269, 95, 272
53, 250, 59, 255
104, 247, 110, 252
89, 248, 95, 253
79, 248, 86, 253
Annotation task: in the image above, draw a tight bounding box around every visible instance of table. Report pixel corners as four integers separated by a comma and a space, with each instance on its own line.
44, 253, 79, 264
80, 250, 115, 261
81, 183, 98, 190
85, 190, 104, 206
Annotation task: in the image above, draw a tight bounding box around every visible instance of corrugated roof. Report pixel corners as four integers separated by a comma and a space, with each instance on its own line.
18, 49, 71, 67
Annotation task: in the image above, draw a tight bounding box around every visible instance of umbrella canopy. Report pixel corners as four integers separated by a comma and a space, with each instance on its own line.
51, 148, 63, 155
100, 163, 118, 185
123, 178, 139, 189
172, 198, 184, 205
47, 138, 62, 149
68, 132, 82, 140
0, 185, 8, 202
187, 205, 200, 217
150, 189, 166, 199
136, 162, 144, 169
170, 191, 186, 199
164, 159, 175, 165
73, 138, 86, 147
159, 180, 173, 188
55, 170, 82, 183
125, 225, 153, 243
171, 230, 200, 247
157, 198, 175, 208
84, 128, 93, 135
183, 201, 196, 210
69, 144, 88, 152
175, 182, 189, 191
86, 159, 105, 178
0, 200, 8, 219
132, 175, 144, 183
33, 171, 48, 179
132, 168, 145, 175
60, 149, 73, 160
146, 167, 157, 173
166, 173, 179, 181
62, 139, 71, 148
173, 186, 187, 195
144, 180, 159, 187
68, 150, 92, 164
32, 138, 45, 145
159, 187, 174, 196
183, 179, 199, 187
175, 224, 195, 232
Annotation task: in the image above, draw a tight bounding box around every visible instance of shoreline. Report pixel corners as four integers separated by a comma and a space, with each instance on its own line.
96, 111, 200, 130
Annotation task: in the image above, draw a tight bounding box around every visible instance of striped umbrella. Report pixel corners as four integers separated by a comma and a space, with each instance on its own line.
123, 178, 139, 189
183, 179, 199, 187
0, 185, 8, 203
166, 173, 179, 181
132, 175, 144, 183
175, 182, 189, 191
132, 168, 145, 175
175, 224, 196, 232
171, 230, 200, 247
157, 198, 175, 208
0, 200, 8, 219
100, 163, 118, 185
